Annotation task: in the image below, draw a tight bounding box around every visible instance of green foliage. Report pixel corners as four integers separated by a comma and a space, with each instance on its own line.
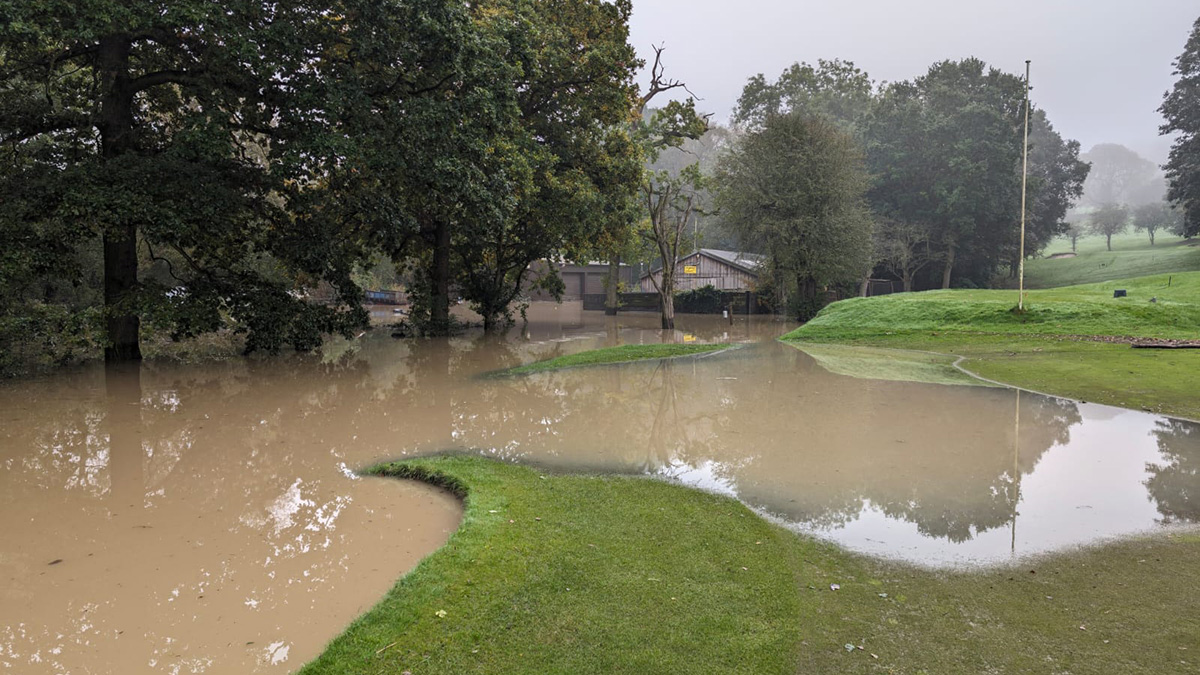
415, 0, 643, 333
715, 113, 873, 319
1161, 16, 1200, 238
733, 58, 875, 133
0, 0, 647, 352
866, 59, 1032, 288
642, 163, 708, 328
1090, 203, 1131, 250
0, 0, 420, 357
0, 303, 103, 375
674, 285, 725, 314
1133, 201, 1184, 245
629, 48, 713, 329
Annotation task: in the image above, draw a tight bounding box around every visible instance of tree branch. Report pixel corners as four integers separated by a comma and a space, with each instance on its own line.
0, 112, 92, 145
638, 44, 700, 112
128, 70, 204, 93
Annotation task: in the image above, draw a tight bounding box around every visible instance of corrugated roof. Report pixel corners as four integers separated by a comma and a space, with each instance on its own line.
699, 249, 764, 272
642, 249, 765, 277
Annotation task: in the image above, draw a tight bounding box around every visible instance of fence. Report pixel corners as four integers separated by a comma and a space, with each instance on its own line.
582, 291, 769, 315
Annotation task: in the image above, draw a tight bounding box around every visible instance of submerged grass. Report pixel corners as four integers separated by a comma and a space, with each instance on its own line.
784, 272, 1200, 419
789, 343, 994, 387
495, 342, 732, 376
302, 456, 1200, 674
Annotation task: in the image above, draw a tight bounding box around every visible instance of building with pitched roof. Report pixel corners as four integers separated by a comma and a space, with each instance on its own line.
638, 249, 764, 293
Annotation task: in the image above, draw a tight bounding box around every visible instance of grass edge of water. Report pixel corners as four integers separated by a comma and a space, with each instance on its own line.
301, 455, 1200, 675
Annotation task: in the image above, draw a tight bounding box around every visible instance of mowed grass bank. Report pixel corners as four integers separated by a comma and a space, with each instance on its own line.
1026, 232, 1200, 288
493, 342, 731, 376
302, 456, 1200, 674
784, 273, 1200, 419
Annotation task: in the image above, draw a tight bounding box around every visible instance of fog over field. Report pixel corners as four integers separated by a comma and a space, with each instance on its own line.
629, 0, 1196, 163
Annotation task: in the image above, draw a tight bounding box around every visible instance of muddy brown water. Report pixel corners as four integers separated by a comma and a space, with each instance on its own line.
3, 302, 1199, 673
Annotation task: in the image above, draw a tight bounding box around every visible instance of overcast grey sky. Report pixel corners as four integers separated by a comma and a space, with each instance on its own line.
628, 0, 1197, 163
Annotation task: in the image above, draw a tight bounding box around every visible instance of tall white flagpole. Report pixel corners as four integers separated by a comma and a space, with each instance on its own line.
1018, 60, 1031, 311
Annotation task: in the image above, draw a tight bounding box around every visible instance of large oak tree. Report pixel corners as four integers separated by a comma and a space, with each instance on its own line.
0, 0, 468, 360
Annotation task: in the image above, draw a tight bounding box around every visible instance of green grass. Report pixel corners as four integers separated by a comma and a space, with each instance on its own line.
784, 272, 1200, 420
1027, 233, 1200, 288
495, 343, 732, 376
302, 456, 1200, 674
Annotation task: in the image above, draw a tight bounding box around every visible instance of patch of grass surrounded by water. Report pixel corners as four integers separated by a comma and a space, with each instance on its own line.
783, 272, 1200, 420
494, 342, 732, 376
301, 456, 1200, 674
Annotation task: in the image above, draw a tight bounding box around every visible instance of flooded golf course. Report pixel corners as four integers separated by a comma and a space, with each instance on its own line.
2, 303, 1198, 673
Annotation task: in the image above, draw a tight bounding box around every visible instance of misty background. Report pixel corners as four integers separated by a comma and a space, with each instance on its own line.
628, 0, 1195, 165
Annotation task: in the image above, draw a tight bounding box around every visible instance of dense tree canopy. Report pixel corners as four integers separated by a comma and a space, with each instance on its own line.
0, 0, 488, 359
1, 4, 1106, 371
733, 59, 874, 133
867, 59, 1041, 289
445, 0, 643, 332
715, 113, 873, 319
0, 0, 647, 363
1160, 15, 1200, 238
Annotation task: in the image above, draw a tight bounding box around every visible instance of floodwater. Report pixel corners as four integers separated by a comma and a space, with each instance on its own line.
3, 302, 1199, 673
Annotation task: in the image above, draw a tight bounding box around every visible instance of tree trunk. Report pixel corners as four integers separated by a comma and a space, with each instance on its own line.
859, 265, 872, 298
604, 257, 620, 316
659, 270, 675, 330
659, 268, 675, 330
104, 228, 141, 361
98, 35, 141, 362
1106, 234, 1112, 251
802, 275, 818, 304
1150, 229, 1156, 246
902, 271, 914, 293
941, 243, 956, 289
428, 219, 452, 335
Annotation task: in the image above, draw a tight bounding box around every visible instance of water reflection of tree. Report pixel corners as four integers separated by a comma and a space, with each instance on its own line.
870, 393, 1083, 543
1, 325, 1091, 558
455, 341, 1087, 545
1145, 418, 1200, 523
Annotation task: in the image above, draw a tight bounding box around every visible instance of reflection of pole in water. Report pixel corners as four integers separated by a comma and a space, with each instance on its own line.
644, 360, 681, 470
1011, 389, 1021, 556
104, 363, 144, 511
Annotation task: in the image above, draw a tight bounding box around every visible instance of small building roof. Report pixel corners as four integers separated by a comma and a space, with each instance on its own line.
699, 249, 765, 274
642, 248, 765, 278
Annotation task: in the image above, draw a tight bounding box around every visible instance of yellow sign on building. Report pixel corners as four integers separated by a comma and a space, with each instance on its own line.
683, 265, 698, 275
